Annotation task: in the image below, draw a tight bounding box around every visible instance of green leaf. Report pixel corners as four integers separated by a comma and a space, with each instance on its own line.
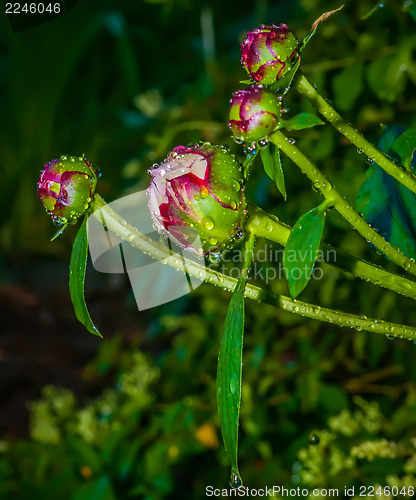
391, 127, 416, 171
332, 63, 364, 111
281, 113, 324, 131
367, 51, 408, 103
71, 476, 116, 500
356, 125, 416, 261
69, 218, 102, 337
283, 205, 326, 298
217, 236, 255, 486
403, 0, 416, 23
261, 142, 287, 200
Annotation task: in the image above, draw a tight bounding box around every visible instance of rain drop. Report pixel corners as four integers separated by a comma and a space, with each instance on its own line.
209, 252, 221, 264
308, 433, 320, 445
203, 216, 215, 230
230, 473, 242, 489
200, 186, 209, 199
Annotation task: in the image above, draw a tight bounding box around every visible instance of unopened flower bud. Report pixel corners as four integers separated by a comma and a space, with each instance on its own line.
147, 143, 246, 255
241, 24, 299, 85
228, 86, 281, 143
37, 155, 98, 225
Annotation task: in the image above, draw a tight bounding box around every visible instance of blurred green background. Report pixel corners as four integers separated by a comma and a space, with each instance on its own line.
1, 0, 416, 498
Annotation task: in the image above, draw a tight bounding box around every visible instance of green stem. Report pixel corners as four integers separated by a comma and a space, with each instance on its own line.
295, 72, 416, 195
90, 194, 416, 341
270, 130, 416, 277
246, 205, 416, 301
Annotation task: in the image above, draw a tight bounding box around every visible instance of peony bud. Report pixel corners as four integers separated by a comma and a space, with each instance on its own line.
241, 24, 299, 85
37, 155, 98, 225
147, 143, 246, 255
228, 85, 282, 143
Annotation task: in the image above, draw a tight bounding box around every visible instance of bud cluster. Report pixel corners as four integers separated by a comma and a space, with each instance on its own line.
228, 23, 299, 145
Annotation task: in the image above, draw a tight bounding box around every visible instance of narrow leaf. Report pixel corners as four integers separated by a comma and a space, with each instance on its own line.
261, 143, 287, 200
391, 127, 416, 171
283, 206, 326, 298
50, 222, 68, 241
311, 5, 344, 30
217, 236, 255, 486
281, 113, 324, 131
301, 6, 344, 51
69, 218, 102, 337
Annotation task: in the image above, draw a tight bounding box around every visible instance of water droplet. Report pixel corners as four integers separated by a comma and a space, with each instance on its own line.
244, 142, 257, 155
234, 229, 244, 241
209, 252, 221, 264
230, 472, 242, 489
229, 375, 238, 394
200, 186, 209, 199
309, 433, 320, 445
232, 180, 241, 192
203, 216, 215, 230
209, 237, 218, 246
127, 234, 135, 242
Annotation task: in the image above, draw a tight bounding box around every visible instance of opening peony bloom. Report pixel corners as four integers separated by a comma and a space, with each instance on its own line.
241, 24, 299, 85
147, 143, 246, 255
228, 85, 282, 143
37, 155, 98, 225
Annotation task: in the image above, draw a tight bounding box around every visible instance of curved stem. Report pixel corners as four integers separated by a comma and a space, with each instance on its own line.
270, 130, 416, 277
89, 194, 416, 341
295, 72, 416, 194
246, 204, 416, 301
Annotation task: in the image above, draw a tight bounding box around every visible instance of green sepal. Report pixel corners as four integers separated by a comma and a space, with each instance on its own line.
239, 79, 253, 85
261, 142, 287, 200
283, 204, 326, 298
281, 113, 324, 131
217, 235, 255, 487
270, 57, 301, 94
69, 217, 102, 337
50, 222, 69, 241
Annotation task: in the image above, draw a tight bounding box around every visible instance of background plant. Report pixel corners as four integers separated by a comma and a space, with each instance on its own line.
2, 0, 416, 498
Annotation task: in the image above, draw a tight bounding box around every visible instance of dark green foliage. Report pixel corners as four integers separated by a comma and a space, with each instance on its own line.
357, 125, 416, 260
